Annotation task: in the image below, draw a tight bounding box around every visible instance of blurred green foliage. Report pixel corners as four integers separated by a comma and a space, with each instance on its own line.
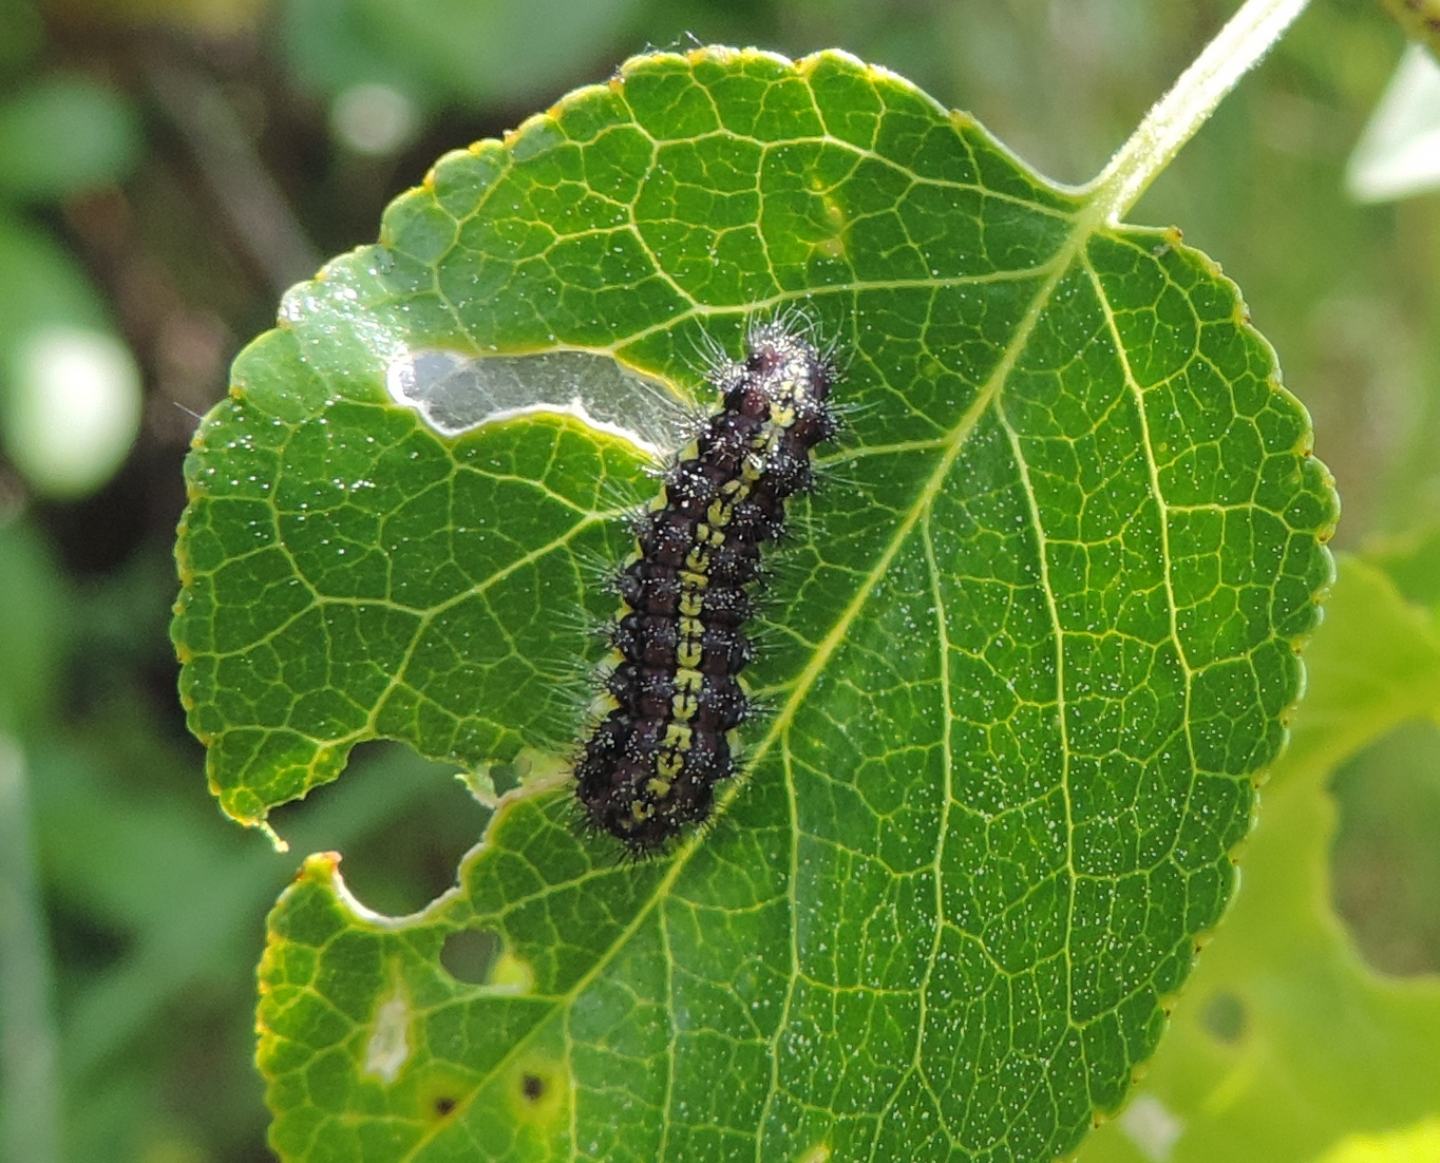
0, 1, 1437, 1160
0, 73, 141, 201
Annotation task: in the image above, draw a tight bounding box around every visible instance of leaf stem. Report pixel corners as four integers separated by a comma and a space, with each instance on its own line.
1085, 0, 1311, 222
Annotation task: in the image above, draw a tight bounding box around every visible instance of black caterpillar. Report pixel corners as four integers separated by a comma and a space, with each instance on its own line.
574, 320, 840, 855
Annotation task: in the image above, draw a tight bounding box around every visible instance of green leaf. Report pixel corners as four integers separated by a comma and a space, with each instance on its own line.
172, 48, 1337, 1160
1081, 555, 1440, 1162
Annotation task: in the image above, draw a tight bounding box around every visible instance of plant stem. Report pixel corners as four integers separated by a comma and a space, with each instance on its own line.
145, 59, 321, 294
1086, 0, 1312, 223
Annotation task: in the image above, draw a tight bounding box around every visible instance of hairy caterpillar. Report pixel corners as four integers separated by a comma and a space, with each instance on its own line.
573, 321, 840, 854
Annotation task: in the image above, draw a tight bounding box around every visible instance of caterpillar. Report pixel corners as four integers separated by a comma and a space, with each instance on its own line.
573, 320, 840, 855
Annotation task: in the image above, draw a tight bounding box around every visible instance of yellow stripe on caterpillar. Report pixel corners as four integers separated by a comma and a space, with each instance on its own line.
769, 400, 797, 428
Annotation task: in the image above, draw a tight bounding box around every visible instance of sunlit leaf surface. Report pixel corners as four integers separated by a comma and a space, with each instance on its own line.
1083, 557, 1440, 1163
172, 48, 1336, 1161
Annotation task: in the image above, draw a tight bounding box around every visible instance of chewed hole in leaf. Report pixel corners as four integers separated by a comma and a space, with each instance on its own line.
386, 346, 691, 456
439, 926, 502, 985
266, 743, 487, 915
